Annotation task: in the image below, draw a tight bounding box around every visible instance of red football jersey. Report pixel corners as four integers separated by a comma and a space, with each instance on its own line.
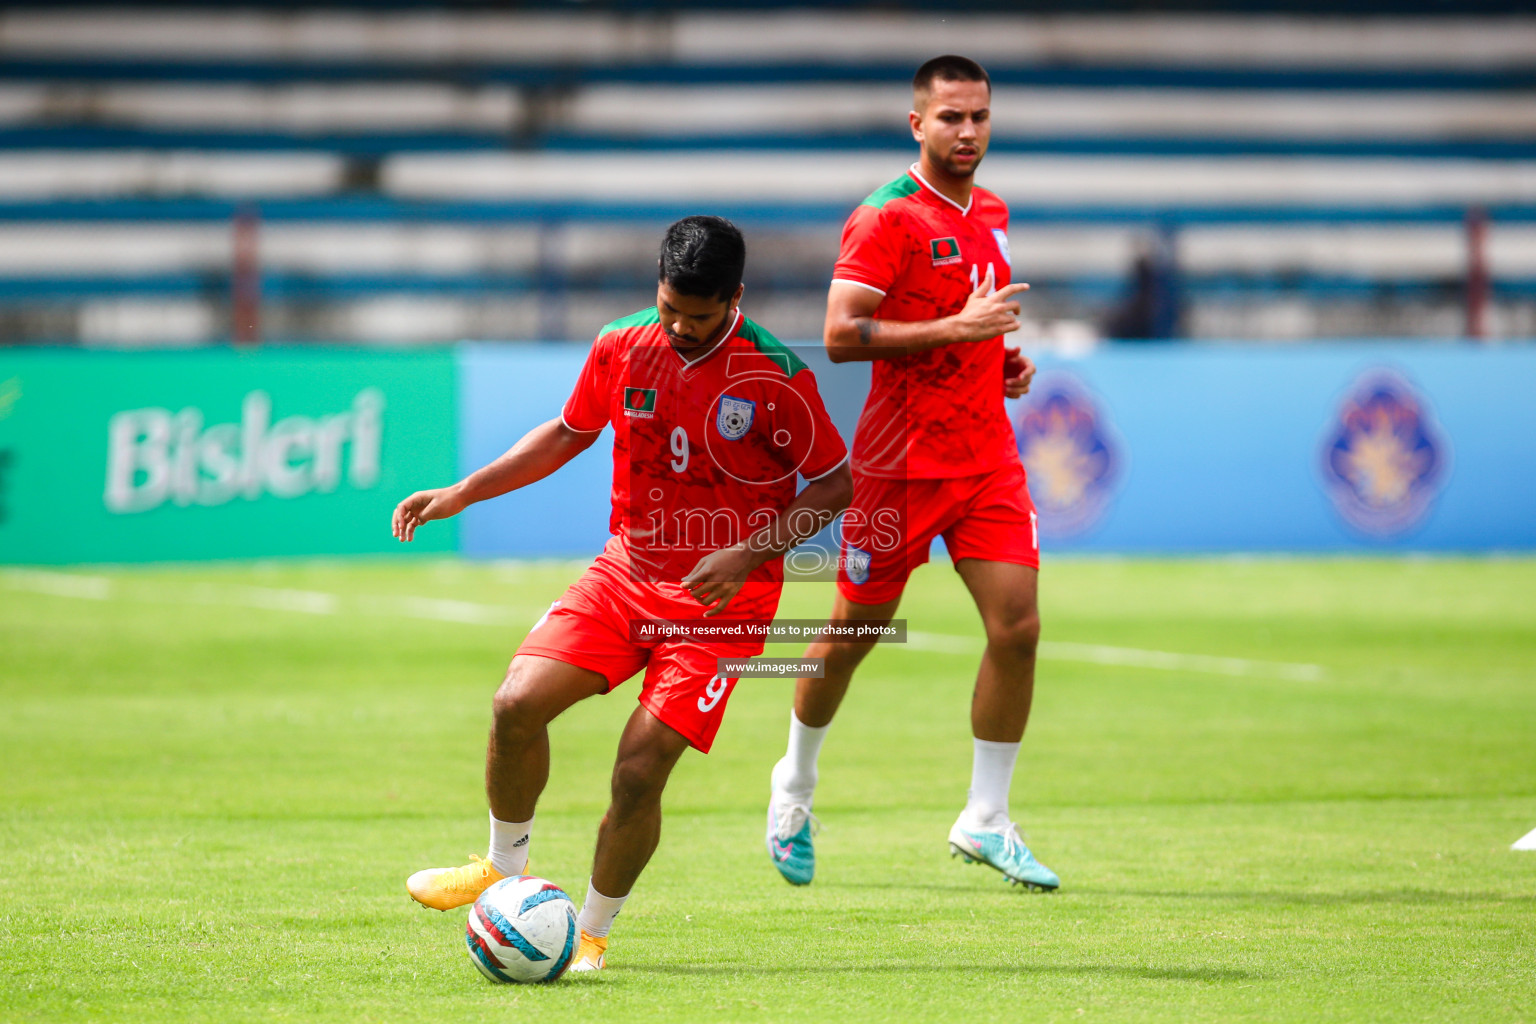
832, 165, 1021, 480
562, 306, 848, 616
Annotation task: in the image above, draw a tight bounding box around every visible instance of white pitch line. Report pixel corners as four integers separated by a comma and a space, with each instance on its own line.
188, 583, 339, 616
1042, 640, 1325, 682
2, 573, 1325, 682
1, 569, 112, 600
906, 630, 1324, 681
2, 571, 529, 626
1514, 828, 1536, 851
904, 630, 983, 654
368, 595, 524, 626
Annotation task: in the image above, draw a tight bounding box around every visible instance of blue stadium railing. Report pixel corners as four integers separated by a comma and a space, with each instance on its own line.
19, 0, 1536, 13
4, 54, 1529, 161
0, 200, 1522, 313
0, 271, 1527, 304
4, 126, 1534, 161
1, 198, 1531, 226
2, 58, 1531, 91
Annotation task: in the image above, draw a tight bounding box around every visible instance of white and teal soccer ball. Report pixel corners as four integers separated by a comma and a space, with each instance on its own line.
464, 875, 578, 983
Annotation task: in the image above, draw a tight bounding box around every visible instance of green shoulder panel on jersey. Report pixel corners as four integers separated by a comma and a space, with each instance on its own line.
860, 174, 921, 210
597, 306, 661, 339
738, 317, 808, 377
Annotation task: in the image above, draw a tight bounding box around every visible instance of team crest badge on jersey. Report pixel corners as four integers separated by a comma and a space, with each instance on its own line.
623, 387, 657, 419
1320, 370, 1449, 537
715, 395, 754, 440
1011, 374, 1122, 539
991, 229, 1012, 267
929, 237, 962, 266
843, 545, 872, 585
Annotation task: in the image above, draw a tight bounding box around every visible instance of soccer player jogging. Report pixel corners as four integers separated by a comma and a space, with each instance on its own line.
394, 217, 851, 971
764, 56, 1060, 891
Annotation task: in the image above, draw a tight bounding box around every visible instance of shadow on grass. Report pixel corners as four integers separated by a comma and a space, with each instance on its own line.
1095, 888, 1536, 906
821, 881, 1025, 894
621, 963, 1258, 982
827, 881, 1535, 907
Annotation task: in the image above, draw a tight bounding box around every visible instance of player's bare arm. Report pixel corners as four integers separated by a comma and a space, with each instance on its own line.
681, 461, 853, 616
824, 268, 1028, 364
392, 417, 599, 542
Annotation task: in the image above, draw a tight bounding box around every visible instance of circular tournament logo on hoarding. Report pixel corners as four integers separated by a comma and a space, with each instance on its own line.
1011, 374, 1122, 538
1319, 370, 1450, 537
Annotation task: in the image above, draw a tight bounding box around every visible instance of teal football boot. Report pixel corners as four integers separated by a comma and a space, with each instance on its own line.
948, 817, 1059, 891
766, 796, 818, 886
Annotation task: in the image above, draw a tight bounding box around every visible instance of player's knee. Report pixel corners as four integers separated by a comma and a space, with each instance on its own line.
821, 639, 876, 676
609, 753, 667, 815
491, 670, 545, 739
988, 608, 1041, 659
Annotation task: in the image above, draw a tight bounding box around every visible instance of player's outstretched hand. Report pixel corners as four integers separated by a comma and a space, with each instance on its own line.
950, 266, 1029, 345
681, 544, 756, 617
392, 486, 465, 542
1003, 344, 1037, 399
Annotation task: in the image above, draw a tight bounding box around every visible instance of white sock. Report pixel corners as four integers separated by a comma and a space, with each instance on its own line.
771, 710, 829, 803
486, 811, 532, 877
962, 738, 1021, 830
576, 879, 628, 939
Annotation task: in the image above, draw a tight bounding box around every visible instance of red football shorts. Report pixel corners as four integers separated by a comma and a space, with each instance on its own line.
836, 459, 1039, 606
514, 537, 772, 753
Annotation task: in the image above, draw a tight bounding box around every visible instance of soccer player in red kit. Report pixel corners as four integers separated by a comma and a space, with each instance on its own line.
393, 216, 851, 972
764, 56, 1060, 891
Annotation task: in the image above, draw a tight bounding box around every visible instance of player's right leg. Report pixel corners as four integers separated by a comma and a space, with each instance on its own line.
766, 589, 901, 885
570, 703, 693, 972
946, 535, 1058, 891
407, 654, 609, 910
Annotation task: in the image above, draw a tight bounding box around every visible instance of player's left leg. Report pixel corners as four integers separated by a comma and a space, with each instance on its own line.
766, 471, 935, 886
570, 705, 692, 972
949, 557, 1058, 891
407, 653, 611, 911
767, 590, 902, 886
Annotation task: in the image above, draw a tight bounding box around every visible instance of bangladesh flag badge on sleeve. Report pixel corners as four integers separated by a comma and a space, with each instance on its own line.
930, 237, 962, 266
623, 387, 657, 419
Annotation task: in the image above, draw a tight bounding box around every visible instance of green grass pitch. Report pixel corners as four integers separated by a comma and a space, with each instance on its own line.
2, 557, 1533, 1022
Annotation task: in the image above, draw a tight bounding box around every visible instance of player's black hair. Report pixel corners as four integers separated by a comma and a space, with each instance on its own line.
913, 54, 991, 97
658, 215, 746, 302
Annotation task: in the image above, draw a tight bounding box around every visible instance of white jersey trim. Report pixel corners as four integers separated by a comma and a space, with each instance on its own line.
676, 308, 740, 369
831, 278, 888, 297
910, 164, 972, 216
560, 411, 603, 434
803, 452, 850, 482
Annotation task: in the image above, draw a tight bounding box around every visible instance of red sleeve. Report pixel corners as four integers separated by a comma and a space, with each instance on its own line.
831, 204, 907, 295
561, 332, 614, 433
782, 368, 848, 481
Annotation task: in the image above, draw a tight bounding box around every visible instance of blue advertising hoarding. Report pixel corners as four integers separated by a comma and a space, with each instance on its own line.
1016, 343, 1536, 553
460, 340, 1535, 558
457, 344, 613, 559
6, 339, 1526, 565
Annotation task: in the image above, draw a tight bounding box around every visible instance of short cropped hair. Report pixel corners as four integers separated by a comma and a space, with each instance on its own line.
913, 55, 991, 107
659, 216, 746, 302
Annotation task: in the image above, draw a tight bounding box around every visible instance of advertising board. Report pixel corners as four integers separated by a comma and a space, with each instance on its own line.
0, 349, 457, 564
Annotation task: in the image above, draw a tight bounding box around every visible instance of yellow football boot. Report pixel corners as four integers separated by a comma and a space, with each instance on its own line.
405, 853, 509, 911
568, 930, 608, 972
